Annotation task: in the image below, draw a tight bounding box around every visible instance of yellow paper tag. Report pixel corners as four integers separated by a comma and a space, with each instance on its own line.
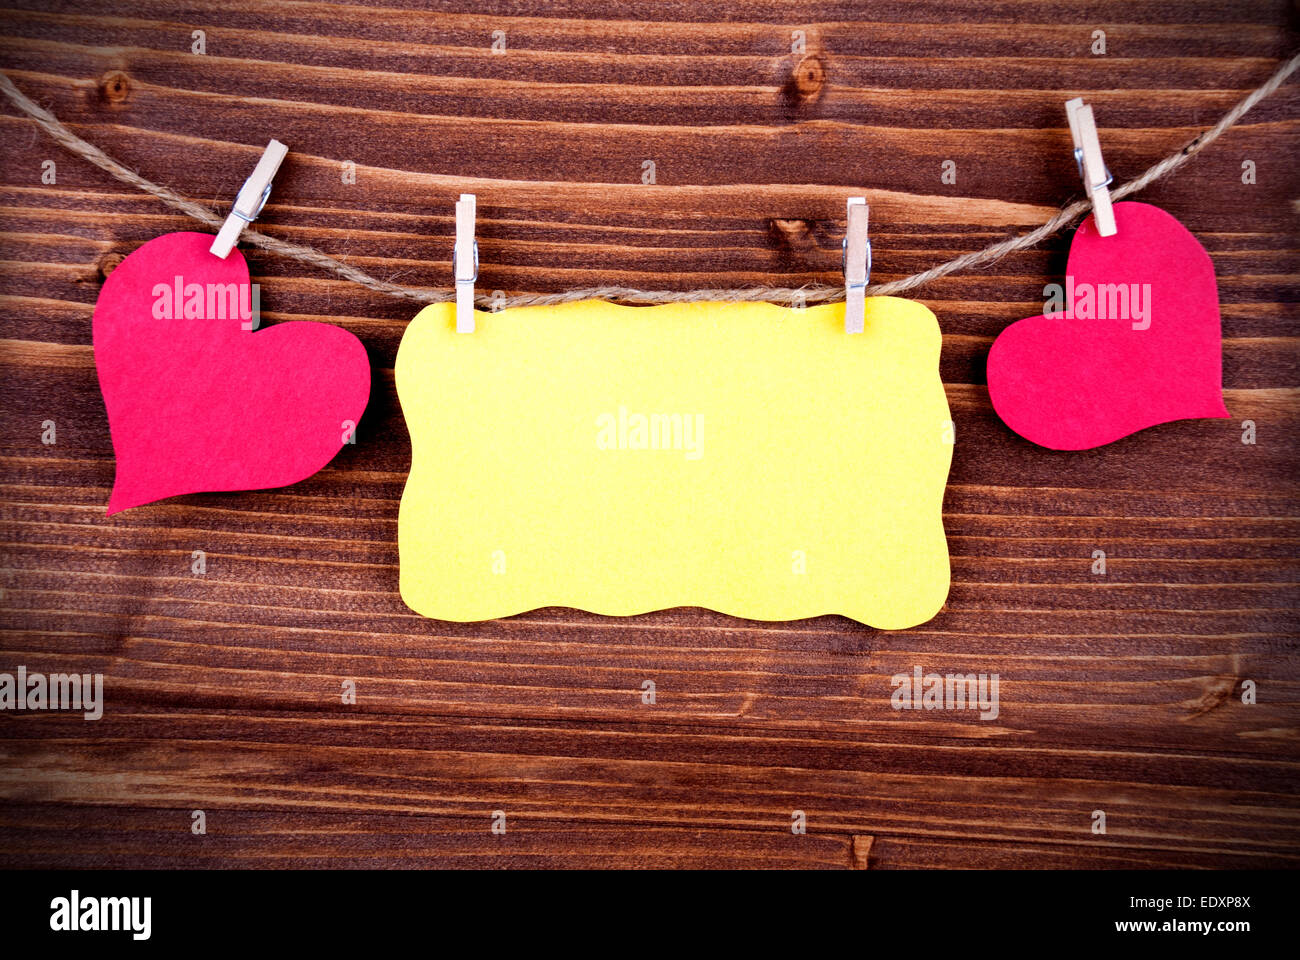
396, 298, 952, 629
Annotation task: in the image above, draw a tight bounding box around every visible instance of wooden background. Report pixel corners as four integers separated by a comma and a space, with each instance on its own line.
0, 0, 1297, 869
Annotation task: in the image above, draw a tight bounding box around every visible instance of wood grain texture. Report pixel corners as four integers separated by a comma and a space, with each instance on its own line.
0, 0, 1297, 869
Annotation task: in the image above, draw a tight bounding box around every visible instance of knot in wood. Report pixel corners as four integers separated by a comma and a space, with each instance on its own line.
99, 71, 131, 104
792, 56, 825, 100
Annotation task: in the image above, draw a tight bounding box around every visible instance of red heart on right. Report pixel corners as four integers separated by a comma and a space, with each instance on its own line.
988, 202, 1229, 450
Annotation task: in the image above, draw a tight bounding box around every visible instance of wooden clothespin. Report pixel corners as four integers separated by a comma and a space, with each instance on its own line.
1065, 98, 1116, 237
454, 194, 478, 333
210, 140, 288, 259
842, 197, 870, 334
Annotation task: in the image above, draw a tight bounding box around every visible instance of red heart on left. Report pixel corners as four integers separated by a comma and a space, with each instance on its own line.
94, 232, 370, 514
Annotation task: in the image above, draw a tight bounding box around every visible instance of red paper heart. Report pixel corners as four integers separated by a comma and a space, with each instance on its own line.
987, 202, 1229, 449
94, 232, 370, 514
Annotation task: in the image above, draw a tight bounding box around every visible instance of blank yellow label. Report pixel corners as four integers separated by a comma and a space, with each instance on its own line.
396, 298, 952, 629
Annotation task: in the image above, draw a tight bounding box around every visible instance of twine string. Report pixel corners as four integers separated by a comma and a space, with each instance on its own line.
3, 52, 1297, 308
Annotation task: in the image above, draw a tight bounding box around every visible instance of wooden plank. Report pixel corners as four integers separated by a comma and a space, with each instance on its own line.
0, 805, 852, 869
0, 712, 1296, 864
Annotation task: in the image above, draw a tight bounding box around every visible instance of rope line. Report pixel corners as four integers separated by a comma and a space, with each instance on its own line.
3, 52, 1297, 308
